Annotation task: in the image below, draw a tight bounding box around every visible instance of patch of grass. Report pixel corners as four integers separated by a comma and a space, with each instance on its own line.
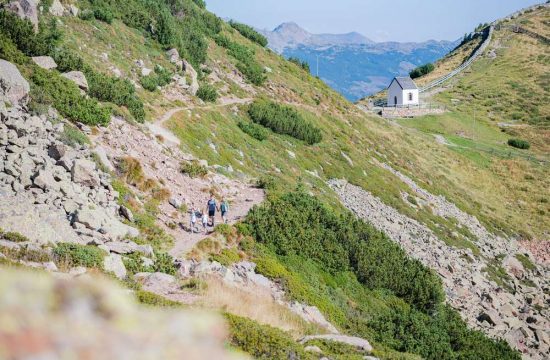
59, 124, 91, 147
180, 160, 208, 178
136, 290, 181, 307
196, 83, 218, 102
52, 243, 106, 269
224, 313, 313, 359
515, 254, 536, 271
483, 257, 514, 292
210, 248, 241, 266
238, 121, 268, 141
123, 252, 153, 275
1, 231, 29, 243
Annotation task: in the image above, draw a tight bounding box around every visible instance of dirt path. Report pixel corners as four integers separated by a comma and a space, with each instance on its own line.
147, 97, 253, 146
98, 116, 264, 259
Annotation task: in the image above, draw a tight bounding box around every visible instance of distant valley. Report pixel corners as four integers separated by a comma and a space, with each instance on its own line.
260, 22, 459, 101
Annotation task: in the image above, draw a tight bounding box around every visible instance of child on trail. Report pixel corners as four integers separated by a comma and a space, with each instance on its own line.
220, 198, 229, 224
202, 212, 208, 234
189, 207, 197, 233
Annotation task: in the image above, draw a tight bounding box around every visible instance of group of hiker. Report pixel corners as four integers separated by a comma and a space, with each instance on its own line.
189, 194, 230, 234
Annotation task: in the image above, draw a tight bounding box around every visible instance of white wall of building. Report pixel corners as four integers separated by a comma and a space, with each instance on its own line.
387, 80, 419, 106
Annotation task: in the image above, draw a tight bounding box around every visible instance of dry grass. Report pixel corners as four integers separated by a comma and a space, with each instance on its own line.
199, 277, 319, 337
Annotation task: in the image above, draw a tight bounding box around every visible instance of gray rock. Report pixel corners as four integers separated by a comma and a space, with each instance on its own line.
61, 71, 88, 91
105, 241, 151, 256
0, 59, 30, 105
104, 253, 127, 279
33, 169, 59, 191
119, 205, 134, 222
48, 0, 65, 16
304, 345, 322, 354
300, 335, 372, 353
74, 207, 103, 230
166, 48, 180, 66
169, 197, 183, 209
502, 255, 525, 279
48, 143, 67, 161
6, 0, 38, 31
134, 272, 177, 294
67, 4, 79, 16
31, 56, 58, 70
71, 159, 100, 188
92, 146, 114, 172
183, 60, 199, 95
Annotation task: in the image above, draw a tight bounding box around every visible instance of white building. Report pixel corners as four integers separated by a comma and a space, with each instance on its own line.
387, 76, 419, 106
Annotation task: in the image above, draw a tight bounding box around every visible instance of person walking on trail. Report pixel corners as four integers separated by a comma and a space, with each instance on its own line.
207, 195, 219, 228
201, 211, 208, 234
220, 198, 229, 224
189, 206, 197, 233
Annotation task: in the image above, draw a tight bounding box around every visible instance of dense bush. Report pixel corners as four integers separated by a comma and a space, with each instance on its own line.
152, 252, 177, 275
196, 83, 218, 102
31, 67, 111, 126
248, 100, 322, 145
225, 313, 313, 359
50, 47, 86, 72
507, 138, 530, 149
229, 20, 268, 47
93, 6, 114, 24
289, 57, 310, 72
140, 65, 173, 92
0, 10, 61, 56
214, 34, 266, 85
0, 32, 27, 64
246, 191, 442, 311
410, 63, 435, 79
86, 70, 145, 122
53, 243, 107, 269
238, 121, 269, 141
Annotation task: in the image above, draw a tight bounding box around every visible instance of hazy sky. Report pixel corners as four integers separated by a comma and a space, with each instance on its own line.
206, 0, 542, 42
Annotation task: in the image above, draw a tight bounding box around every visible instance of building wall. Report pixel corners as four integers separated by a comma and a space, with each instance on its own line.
402, 89, 419, 106
387, 81, 403, 106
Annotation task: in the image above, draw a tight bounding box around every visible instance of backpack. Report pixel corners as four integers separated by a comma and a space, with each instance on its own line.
221, 202, 228, 212
208, 199, 216, 212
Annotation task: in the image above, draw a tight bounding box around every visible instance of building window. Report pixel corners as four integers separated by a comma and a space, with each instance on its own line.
408, 92, 413, 101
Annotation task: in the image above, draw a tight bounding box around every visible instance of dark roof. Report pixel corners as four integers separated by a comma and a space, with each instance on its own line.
390, 76, 418, 90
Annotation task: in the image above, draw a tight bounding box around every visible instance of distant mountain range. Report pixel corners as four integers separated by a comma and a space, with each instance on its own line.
259, 23, 459, 101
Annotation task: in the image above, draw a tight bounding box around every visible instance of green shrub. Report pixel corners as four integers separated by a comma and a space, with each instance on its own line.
86, 70, 144, 122
256, 175, 277, 190
210, 248, 241, 266
153, 252, 177, 275
229, 20, 268, 47
236, 61, 267, 86
196, 84, 218, 102
136, 290, 181, 307
93, 6, 114, 24
0, 32, 27, 64
214, 34, 266, 86
288, 57, 310, 72
410, 63, 435, 79
246, 191, 443, 311
2, 231, 29, 243
31, 67, 111, 126
507, 138, 530, 149
238, 121, 269, 141
53, 243, 107, 269
50, 47, 86, 72
79, 9, 95, 20
192, 0, 206, 9
224, 313, 313, 359
140, 65, 173, 92
248, 99, 322, 145
123, 252, 153, 275
180, 160, 208, 178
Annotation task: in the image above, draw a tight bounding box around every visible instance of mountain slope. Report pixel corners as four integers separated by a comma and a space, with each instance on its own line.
0, 1, 548, 359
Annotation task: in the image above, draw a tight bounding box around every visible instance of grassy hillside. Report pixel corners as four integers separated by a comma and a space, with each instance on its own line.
1, 1, 544, 358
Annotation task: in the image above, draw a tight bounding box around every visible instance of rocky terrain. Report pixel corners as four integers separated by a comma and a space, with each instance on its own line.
329, 176, 549, 359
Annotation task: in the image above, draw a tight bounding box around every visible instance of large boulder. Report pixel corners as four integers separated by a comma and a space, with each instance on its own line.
103, 253, 127, 279
183, 60, 199, 95
502, 255, 525, 279
49, 0, 65, 16
32, 56, 58, 70
92, 146, 114, 172
0, 59, 30, 105
166, 48, 180, 66
6, 0, 39, 32
61, 71, 88, 91
71, 159, 100, 188
0, 195, 82, 245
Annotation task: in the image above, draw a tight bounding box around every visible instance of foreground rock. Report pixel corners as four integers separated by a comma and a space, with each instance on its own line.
32, 56, 58, 70
0, 59, 30, 105
62, 71, 89, 91
0, 269, 242, 359
6, 0, 38, 31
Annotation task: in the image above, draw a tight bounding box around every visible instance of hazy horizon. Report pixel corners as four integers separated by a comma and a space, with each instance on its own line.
207, 0, 542, 42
